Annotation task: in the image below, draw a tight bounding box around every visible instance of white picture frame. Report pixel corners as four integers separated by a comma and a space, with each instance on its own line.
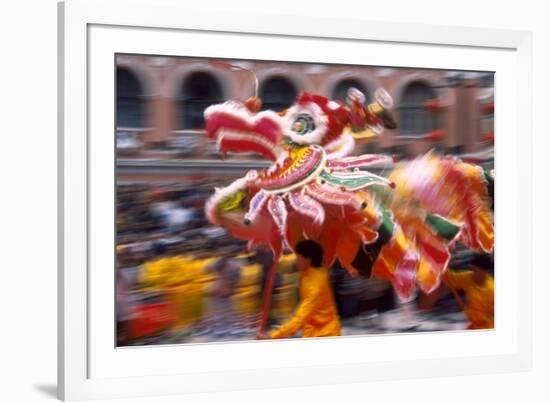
58, 0, 533, 400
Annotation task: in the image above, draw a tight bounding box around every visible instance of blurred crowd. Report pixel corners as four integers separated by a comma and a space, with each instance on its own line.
115, 182, 394, 345
116, 182, 275, 345
116, 182, 493, 346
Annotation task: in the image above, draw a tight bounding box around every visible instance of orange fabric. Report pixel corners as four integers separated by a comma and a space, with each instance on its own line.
445, 270, 494, 329
457, 162, 494, 252
270, 266, 341, 339
398, 214, 450, 294
335, 228, 362, 274
389, 155, 494, 255
319, 215, 344, 267
372, 228, 408, 279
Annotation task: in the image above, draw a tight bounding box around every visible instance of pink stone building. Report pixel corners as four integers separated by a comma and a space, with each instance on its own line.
115, 54, 494, 182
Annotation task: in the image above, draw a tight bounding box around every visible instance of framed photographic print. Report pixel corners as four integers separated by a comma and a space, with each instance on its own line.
58, 0, 533, 400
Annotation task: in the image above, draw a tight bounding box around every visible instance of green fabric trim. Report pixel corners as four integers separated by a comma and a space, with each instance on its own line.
217, 190, 247, 213
425, 213, 461, 241
319, 170, 387, 189
351, 206, 394, 278
376, 207, 394, 246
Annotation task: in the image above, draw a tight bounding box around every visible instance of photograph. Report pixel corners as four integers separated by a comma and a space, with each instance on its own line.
3, 0, 545, 400
114, 54, 495, 347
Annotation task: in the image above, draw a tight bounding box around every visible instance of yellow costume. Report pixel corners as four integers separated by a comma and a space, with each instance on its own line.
232, 260, 262, 316
272, 253, 299, 318
270, 266, 341, 339
141, 256, 178, 291
141, 255, 216, 329
445, 269, 494, 329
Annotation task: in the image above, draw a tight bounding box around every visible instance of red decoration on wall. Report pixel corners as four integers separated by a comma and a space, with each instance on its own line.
424, 98, 444, 112
483, 131, 495, 144
481, 101, 495, 115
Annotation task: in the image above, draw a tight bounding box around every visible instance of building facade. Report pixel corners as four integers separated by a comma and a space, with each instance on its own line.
116, 54, 494, 182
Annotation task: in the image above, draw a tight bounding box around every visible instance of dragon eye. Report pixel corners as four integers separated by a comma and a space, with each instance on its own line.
292, 113, 316, 135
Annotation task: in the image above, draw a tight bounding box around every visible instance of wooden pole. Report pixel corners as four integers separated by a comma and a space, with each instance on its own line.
442, 274, 466, 313
449, 285, 466, 311
259, 260, 278, 332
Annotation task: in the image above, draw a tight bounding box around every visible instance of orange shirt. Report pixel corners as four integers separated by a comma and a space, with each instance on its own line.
445, 270, 494, 329
270, 266, 341, 339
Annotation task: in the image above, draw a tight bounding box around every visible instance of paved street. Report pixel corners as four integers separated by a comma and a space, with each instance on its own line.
128, 303, 469, 346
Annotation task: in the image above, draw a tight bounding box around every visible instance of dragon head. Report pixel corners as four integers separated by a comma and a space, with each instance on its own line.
204, 88, 395, 161
280, 92, 350, 146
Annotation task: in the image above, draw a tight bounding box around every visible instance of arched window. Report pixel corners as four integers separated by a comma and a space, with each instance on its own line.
399, 81, 437, 135
116, 68, 146, 128
179, 72, 224, 129
332, 78, 370, 104
259, 76, 298, 112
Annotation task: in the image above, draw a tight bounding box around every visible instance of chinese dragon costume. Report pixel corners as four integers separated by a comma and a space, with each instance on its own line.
203, 85, 494, 303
